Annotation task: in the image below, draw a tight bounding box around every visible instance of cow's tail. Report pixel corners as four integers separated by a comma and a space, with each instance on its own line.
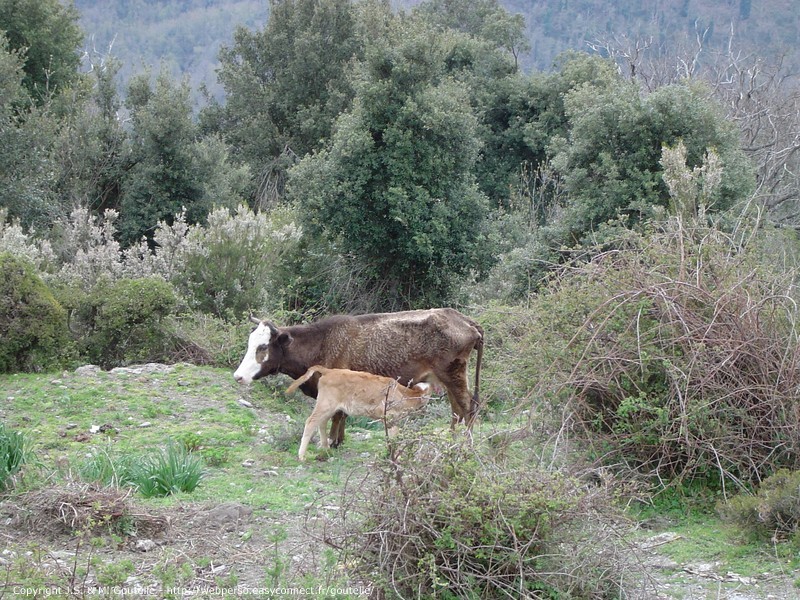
469, 323, 484, 425
286, 365, 327, 395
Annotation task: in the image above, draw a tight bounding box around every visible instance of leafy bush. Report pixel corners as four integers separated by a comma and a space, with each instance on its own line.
69, 277, 178, 368
331, 434, 633, 598
167, 204, 301, 318
719, 470, 800, 541
0, 253, 71, 372
164, 311, 254, 368
0, 423, 27, 490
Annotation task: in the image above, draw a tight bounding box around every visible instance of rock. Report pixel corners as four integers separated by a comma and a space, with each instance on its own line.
641, 532, 682, 549
135, 539, 157, 552
110, 363, 174, 376
139, 422, 152, 428
199, 503, 253, 532
238, 398, 253, 408
75, 365, 102, 376
646, 556, 679, 570
241, 459, 255, 468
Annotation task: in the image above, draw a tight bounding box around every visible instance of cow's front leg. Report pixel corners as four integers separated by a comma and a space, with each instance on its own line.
329, 410, 347, 448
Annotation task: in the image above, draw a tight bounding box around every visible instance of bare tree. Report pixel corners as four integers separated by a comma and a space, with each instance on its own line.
589, 25, 800, 227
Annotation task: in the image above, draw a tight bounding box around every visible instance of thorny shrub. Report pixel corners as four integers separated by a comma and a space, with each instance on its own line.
524, 218, 800, 488
325, 434, 638, 599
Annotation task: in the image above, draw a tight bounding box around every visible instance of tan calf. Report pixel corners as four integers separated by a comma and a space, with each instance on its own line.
286, 366, 430, 461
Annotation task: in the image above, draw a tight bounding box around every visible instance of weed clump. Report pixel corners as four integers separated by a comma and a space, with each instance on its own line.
79, 442, 205, 498
719, 469, 800, 541
332, 434, 636, 599
0, 423, 27, 490
133, 442, 205, 498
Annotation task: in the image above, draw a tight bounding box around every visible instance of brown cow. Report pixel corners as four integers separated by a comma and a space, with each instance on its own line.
287, 366, 430, 461
233, 308, 483, 447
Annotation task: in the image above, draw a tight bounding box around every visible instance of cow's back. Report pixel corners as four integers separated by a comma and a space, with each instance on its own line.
318, 308, 481, 383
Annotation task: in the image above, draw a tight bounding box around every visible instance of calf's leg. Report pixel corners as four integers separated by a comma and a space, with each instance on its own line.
299, 399, 337, 461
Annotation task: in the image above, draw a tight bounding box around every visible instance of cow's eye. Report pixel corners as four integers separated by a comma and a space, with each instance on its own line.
255, 344, 269, 363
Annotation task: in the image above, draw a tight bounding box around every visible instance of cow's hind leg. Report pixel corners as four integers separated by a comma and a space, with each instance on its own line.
329, 410, 347, 448
437, 358, 473, 428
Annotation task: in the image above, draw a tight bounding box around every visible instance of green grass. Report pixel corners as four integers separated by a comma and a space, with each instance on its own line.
0, 364, 396, 514
5, 362, 799, 597
0, 422, 27, 489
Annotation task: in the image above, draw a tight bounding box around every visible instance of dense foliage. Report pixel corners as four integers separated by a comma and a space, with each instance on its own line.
4, 0, 800, 570
0, 253, 70, 373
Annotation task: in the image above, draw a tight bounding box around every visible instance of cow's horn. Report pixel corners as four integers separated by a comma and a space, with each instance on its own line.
249, 315, 262, 324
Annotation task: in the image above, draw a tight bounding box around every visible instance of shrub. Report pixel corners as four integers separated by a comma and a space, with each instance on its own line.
164, 311, 253, 368
0, 423, 27, 490
0, 253, 70, 372
72, 277, 178, 368
522, 219, 800, 486
168, 204, 301, 318
329, 434, 633, 598
719, 470, 800, 541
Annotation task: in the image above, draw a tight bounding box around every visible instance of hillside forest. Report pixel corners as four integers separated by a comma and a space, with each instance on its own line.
4, 0, 800, 596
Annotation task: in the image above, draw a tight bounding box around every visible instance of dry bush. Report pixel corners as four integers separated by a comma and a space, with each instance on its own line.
534, 220, 800, 488
320, 433, 641, 599
10, 482, 168, 537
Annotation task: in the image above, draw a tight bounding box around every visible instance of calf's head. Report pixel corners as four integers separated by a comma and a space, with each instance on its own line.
387, 382, 431, 415
234, 317, 288, 384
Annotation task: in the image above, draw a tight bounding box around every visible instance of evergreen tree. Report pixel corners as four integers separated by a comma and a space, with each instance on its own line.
289, 17, 488, 308
0, 0, 84, 103
209, 0, 362, 207
118, 70, 247, 247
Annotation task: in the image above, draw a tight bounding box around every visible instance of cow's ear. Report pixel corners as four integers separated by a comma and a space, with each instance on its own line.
277, 332, 293, 347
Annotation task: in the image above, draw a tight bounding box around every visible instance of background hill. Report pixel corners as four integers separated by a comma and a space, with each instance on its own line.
74, 0, 269, 101
74, 0, 800, 103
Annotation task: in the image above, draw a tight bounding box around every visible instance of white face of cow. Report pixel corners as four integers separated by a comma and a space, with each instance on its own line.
233, 322, 272, 384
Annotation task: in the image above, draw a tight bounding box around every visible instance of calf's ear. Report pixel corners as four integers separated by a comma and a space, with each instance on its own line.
276, 332, 293, 347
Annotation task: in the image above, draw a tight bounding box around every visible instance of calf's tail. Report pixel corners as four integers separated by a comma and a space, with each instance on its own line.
286, 365, 327, 395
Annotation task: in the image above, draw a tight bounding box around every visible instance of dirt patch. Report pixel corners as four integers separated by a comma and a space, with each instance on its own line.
0, 488, 341, 597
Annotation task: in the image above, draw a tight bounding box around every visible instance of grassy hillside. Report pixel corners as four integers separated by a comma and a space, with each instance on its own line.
1, 361, 799, 596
